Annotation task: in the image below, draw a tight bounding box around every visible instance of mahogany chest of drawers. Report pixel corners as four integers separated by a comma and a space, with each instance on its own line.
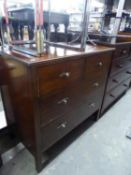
101, 43, 131, 113
1, 46, 113, 172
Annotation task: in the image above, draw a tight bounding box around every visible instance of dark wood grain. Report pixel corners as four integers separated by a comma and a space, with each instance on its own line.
0, 45, 113, 172
101, 78, 131, 112
100, 42, 131, 114
110, 56, 131, 76
113, 45, 130, 60
0, 57, 15, 127
37, 59, 84, 96
107, 68, 131, 91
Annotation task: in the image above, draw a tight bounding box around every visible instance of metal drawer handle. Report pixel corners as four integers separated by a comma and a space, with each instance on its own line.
57, 97, 69, 105
89, 103, 96, 108
93, 82, 99, 87
59, 72, 70, 78
8, 63, 16, 70
98, 62, 103, 67
112, 79, 119, 83
117, 64, 123, 68
123, 83, 128, 87
110, 94, 115, 98
122, 50, 127, 54
57, 122, 67, 129
126, 71, 131, 74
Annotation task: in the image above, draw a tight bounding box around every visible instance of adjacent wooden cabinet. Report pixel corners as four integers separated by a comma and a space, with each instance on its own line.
1, 46, 113, 172
101, 43, 131, 113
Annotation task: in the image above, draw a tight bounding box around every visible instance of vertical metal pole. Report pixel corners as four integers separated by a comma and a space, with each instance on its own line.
100, 0, 114, 32
3, 0, 11, 46
47, 0, 51, 42
81, 0, 91, 51
35, 0, 44, 55
111, 0, 126, 43
40, 0, 44, 52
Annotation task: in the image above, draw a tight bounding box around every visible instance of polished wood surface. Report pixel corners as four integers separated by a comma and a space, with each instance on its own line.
3, 45, 114, 64
1, 45, 113, 172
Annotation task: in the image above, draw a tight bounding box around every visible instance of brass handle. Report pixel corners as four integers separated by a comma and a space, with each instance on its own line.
59, 72, 70, 78
122, 50, 127, 54
116, 64, 123, 68
98, 62, 103, 67
8, 63, 16, 70
57, 97, 69, 105
57, 122, 67, 129
93, 82, 99, 87
89, 103, 96, 108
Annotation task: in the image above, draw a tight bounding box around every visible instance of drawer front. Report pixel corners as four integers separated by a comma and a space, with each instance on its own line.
41, 89, 101, 151
85, 53, 111, 76
102, 78, 130, 113
107, 68, 131, 92
39, 88, 81, 127
41, 110, 83, 151
110, 57, 131, 76
39, 78, 104, 127
37, 59, 84, 96
113, 46, 130, 60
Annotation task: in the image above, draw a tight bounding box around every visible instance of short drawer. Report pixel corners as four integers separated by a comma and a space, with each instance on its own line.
39, 79, 103, 127
85, 53, 111, 76
41, 90, 101, 151
37, 59, 84, 96
113, 46, 130, 60
110, 57, 131, 76
102, 78, 130, 113
107, 68, 131, 92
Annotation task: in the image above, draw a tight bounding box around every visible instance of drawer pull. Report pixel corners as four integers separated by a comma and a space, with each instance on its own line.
98, 62, 103, 67
112, 79, 119, 83
8, 63, 16, 70
57, 97, 69, 105
93, 82, 99, 87
116, 64, 123, 68
57, 122, 67, 129
126, 71, 131, 75
110, 94, 115, 98
59, 72, 70, 78
122, 50, 127, 54
89, 103, 96, 108
123, 84, 129, 87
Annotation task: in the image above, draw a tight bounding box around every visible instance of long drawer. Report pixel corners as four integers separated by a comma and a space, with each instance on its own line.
85, 52, 111, 77
36, 59, 84, 96
39, 77, 104, 127
107, 67, 131, 92
41, 88, 101, 151
110, 56, 131, 76
102, 78, 131, 113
